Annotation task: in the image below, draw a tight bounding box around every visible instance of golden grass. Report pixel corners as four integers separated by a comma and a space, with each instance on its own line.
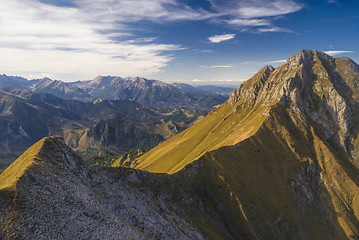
134, 100, 269, 174
0, 137, 51, 191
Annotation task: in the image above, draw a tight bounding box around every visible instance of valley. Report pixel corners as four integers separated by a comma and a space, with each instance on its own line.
0, 78, 228, 170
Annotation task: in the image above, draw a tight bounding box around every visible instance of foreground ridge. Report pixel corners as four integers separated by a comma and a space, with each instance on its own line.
0, 136, 236, 239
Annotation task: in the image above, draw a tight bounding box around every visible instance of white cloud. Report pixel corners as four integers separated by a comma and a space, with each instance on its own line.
257, 27, 292, 33
227, 18, 270, 26
200, 65, 233, 68
0, 0, 185, 81
209, 34, 235, 43
75, 0, 216, 22
324, 51, 353, 56
208, 0, 302, 18
270, 59, 287, 63
209, 0, 302, 32
258, 59, 286, 65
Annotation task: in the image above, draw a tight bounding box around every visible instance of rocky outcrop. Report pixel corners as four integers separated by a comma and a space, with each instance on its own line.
229, 65, 275, 105
0, 136, 233, 239
230, 49, 356, 154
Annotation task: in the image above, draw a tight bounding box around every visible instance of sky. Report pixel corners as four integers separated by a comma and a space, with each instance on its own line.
0, 0, 358, 87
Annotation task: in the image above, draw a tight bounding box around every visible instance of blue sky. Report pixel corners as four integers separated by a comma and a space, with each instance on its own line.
0, 0, 358, 86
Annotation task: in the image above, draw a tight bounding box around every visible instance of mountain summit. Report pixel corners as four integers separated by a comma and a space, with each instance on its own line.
133, 49, 359, 238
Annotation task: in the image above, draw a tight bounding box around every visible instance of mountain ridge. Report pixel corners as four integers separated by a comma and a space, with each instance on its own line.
132, 49, 359, 238
0, 74, 228, 110
0, 136, 236, 239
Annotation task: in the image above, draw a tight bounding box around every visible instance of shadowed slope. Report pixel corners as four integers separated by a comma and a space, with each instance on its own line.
0, 137, 236, 239
132, 50, 359, 238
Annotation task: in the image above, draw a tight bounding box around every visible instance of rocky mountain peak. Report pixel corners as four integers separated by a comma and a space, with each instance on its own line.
286, 49, 333, 68
229, 49, 359, 158
35, 136, 87, 170
228, 64, 275, 104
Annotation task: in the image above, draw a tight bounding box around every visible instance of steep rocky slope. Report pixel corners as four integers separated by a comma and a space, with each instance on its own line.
0, 136, 235, 239
133, 50, 359, 239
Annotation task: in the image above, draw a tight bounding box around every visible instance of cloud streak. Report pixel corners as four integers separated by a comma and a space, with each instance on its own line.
209, 34, 235, 43
208, 0, 302, 18
210, 0, 302, 32
200, 65, 233, 68
324, 51, 353, 56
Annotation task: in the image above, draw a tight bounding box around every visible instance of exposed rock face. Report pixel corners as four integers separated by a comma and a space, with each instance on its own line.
0, 137, 233, 239
229, 49, 356, 156
229, 65, 275, 104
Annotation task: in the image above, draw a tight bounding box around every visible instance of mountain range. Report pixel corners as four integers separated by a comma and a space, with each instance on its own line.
0, 75, 231, 110
1, 50, 359, 239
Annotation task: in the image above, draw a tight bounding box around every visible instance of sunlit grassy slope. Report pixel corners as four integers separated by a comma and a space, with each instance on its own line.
0, 137, 49, 191
134, 99, 269, 174
134, 64, 275, 174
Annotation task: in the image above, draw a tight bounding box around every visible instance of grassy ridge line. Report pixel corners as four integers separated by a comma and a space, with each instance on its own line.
134, 99, 269, 174
0, 137, 50, 190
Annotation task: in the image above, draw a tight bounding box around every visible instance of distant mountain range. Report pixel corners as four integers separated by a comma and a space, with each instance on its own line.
0, 86, 201, 170
0, 74, 232, 110
0, 74, 232, 168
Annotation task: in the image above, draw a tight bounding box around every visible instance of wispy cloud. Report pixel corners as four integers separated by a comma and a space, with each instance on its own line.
259, 59, 286, 65
208, 0, 302, 18
257, 27, 292, 33
75, 0, 216, 23
227, 19, 271, 27
0, 0, 187, 81
200, 65, 233, 68
210, 0, 302, 32
324, 51, 353, 56
209, 34, 236, 43
270, 59, 287, 63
